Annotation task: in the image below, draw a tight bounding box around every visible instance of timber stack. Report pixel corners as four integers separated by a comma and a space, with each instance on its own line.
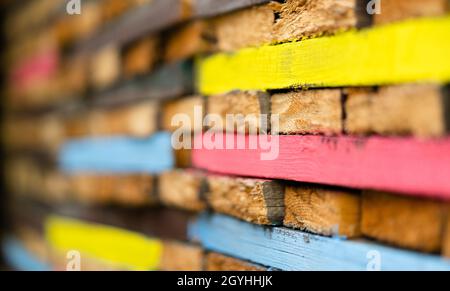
2, 0, 450, 271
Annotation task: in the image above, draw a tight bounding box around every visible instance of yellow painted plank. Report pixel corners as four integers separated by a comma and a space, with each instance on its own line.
45, 216, 163, 271
198, 16, 450, 95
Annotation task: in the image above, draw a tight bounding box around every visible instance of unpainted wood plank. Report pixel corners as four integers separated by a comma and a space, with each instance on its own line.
160, 241, 203, 271
70, 174, 156, 206
161, 95, 204, 132
271, 89, 342, 135
374, 0, 449, 25
284, 185, 361, 238
443, 209, 450, 258
65, 100, 158, 138
164, 21, 214, 62
206, 252, 267, 271
123, 36, 160, 79
206, 175, 284, 225
361, 191, 448, 253
345, 84, 449, 137
90, 45, 121, 90
159, 170, 207, 212
207, 91, 270, 134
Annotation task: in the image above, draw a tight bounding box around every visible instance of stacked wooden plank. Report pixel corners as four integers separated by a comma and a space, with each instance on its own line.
2, 0, 450, 271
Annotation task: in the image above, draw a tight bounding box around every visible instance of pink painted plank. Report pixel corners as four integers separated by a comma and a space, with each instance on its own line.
192, 133, 450, 199
10, 50, 59, 87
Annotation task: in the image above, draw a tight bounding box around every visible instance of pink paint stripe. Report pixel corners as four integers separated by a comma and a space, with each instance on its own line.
192, 133, 450, 199
10, 50, 58, 87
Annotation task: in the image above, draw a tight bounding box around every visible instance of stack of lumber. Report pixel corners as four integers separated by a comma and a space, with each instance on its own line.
2, 0, 450, 271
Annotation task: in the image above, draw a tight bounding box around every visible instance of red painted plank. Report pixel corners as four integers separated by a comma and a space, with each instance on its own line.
192, 133, 450, 199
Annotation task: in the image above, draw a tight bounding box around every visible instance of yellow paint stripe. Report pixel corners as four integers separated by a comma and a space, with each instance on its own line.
45, 216, 163, 271
198, 16, 450, 95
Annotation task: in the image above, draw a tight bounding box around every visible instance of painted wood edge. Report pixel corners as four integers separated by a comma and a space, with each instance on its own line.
205, 252, 269, 271
198, 16, 450, 94
59, 131, 174, 174
45, 215, 164, 271
189, 213, 450, 271
192, 133, 450, 199
2, 236, 51, 271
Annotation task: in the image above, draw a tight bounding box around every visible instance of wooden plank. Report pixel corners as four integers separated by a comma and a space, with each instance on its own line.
206, 175, 284, 225
65, 100, 158, 138
160, 241, 203, 271
207, 91, 270, 134
206, 252, 267, 271
189, 213, 450, 271
90, 45, 121, 90
161, 95, 204, 132
70, 174, 157, 207
60, 132, 173, 173
75, 0, 191, 54
374, 0, 449, 25
2, 237, 51, 271
284, 185, 361, 238
345, 84, 450, 137
91, 60, 194, 107
211, 0, 370, 52
198, 16, 450, 95
164, 21, 213, 63
122, 36, 160, 79
361, 191, 448, 253
45, 216, 163, 271
192, 133, 450, 199
443, 210, 450, 258
159, 170, 207, 212
272, 89, 342, 135
193, 0, 271, 17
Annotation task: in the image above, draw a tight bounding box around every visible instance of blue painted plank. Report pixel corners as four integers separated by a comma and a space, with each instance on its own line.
59, 132, 174, 173
3, 237, 51, 271
189, 213, 450, 271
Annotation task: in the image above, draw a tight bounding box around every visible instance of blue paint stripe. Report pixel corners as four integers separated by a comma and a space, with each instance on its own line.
189, 213, 450, 271
2, 237, 51, 271
59, 132, 174, 173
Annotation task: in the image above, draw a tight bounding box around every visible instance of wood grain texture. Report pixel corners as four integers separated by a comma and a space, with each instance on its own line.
207, 91, 270, 134
198, 16, 450, 95
160, 241, 203, 271
60, 132, 173, 173
70, 174, 156, 207
193, 133, 450, 199
189, 213, 450, 271
271, 89, 342, 135
162, 95, 204, 132
374, 0, 449, 25
361, 191, 447, 253
206, 175, 284, 225
206, 252, 267, 271
345, 84, 449, 137
284, 185, 360, 238
65, 100, 158, 138
123, 36, 160, 79
159, 170, 207, 212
